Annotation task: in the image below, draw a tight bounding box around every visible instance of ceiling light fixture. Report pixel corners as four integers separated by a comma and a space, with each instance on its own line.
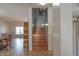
40, 3, 46, 5
53, 3, 60, 6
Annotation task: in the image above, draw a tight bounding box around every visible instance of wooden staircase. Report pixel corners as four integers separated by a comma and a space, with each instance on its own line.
32, 27, 48, 51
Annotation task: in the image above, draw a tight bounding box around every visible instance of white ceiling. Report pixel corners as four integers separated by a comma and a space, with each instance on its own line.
0, 3, 52, 22
0, 3, 29, 22
1, 3, 79, 21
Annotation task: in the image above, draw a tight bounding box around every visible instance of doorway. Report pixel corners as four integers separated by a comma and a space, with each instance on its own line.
32, 8, 48, 51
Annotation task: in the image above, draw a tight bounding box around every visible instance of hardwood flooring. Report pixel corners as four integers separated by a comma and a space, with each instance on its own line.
0, 38, 53, 56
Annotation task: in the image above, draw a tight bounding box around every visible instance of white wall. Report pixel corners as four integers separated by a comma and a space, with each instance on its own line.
48, 6, 61, 56
52, 6, 60, 56
48, 7, 53, 50
60, 3, 73, 56
28, 8, 32, 51
0, 20, 7, 34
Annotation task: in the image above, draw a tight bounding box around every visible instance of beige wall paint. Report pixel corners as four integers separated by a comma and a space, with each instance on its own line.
60, 3, 73, 56
48, 7, 53, 50
29, 8, 32, 51
48, 6, 61, 56
52, 6, 60, 56
0, 20, 7, 34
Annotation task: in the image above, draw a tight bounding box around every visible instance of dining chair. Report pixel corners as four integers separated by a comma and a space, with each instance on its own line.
7, 34, 12, 49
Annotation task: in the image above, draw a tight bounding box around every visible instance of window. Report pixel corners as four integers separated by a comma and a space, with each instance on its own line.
16, 27, 24, 35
